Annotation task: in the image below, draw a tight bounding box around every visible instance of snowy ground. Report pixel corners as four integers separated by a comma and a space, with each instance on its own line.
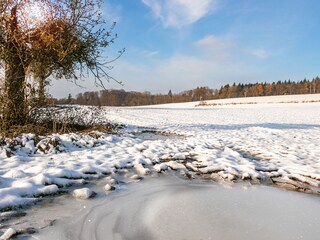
1, 94, 320, 238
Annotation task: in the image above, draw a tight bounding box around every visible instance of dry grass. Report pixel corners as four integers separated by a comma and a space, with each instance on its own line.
0, 121, 123, 138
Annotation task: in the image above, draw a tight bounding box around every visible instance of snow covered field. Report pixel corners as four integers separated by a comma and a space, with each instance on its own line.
1, 94, 320, 239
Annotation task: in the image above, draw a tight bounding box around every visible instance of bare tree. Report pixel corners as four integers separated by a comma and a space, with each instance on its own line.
0, 0, 123, 129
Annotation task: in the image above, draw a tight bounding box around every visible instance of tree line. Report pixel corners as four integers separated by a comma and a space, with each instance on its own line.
55, 87, 216, 106
55, 77, 320, 106
215, 77, 320, 99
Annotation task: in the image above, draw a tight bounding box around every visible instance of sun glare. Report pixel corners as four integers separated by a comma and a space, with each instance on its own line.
18, 1, 49, 30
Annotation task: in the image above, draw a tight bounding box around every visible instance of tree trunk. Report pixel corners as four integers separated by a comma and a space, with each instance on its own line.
1, 5, 26, 129
2, 61, 26, 128
38, 75, 46, 106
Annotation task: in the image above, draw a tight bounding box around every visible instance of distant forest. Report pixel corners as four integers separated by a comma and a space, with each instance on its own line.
56, 77, 320, 106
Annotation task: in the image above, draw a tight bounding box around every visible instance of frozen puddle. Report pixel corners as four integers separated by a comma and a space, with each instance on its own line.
26, 175, 320, 240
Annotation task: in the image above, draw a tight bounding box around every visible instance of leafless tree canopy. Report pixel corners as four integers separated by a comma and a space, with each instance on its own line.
0, 0, 123, 128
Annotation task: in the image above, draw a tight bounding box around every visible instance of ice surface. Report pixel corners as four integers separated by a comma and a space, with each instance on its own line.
32, 176, 320, 240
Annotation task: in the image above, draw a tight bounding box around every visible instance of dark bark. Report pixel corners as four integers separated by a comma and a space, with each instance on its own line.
3, 61, 26, 128
2, 6, 26, 129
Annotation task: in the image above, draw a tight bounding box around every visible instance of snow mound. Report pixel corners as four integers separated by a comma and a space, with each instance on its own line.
72, 188, 95, 200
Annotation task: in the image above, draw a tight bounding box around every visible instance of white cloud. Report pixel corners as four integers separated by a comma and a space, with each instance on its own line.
141, 50, 159, 58
196, 35, 232, 51
49, 52, 266, 98
196, 36, 270, 61
251, 49, 269, 59
103, 2, 122, 23
142, 0, 217, 28
195, 35, 234, 61
109, 54, 261, 94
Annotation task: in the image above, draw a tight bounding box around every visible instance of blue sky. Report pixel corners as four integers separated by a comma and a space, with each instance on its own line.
50, 0, 320, 98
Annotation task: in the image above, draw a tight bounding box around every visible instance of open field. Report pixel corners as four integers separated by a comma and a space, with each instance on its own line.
1, 94, 320, 239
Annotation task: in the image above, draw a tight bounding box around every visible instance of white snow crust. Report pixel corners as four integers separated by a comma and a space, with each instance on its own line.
0, 94, 320, 213
72, 188, 95, 200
